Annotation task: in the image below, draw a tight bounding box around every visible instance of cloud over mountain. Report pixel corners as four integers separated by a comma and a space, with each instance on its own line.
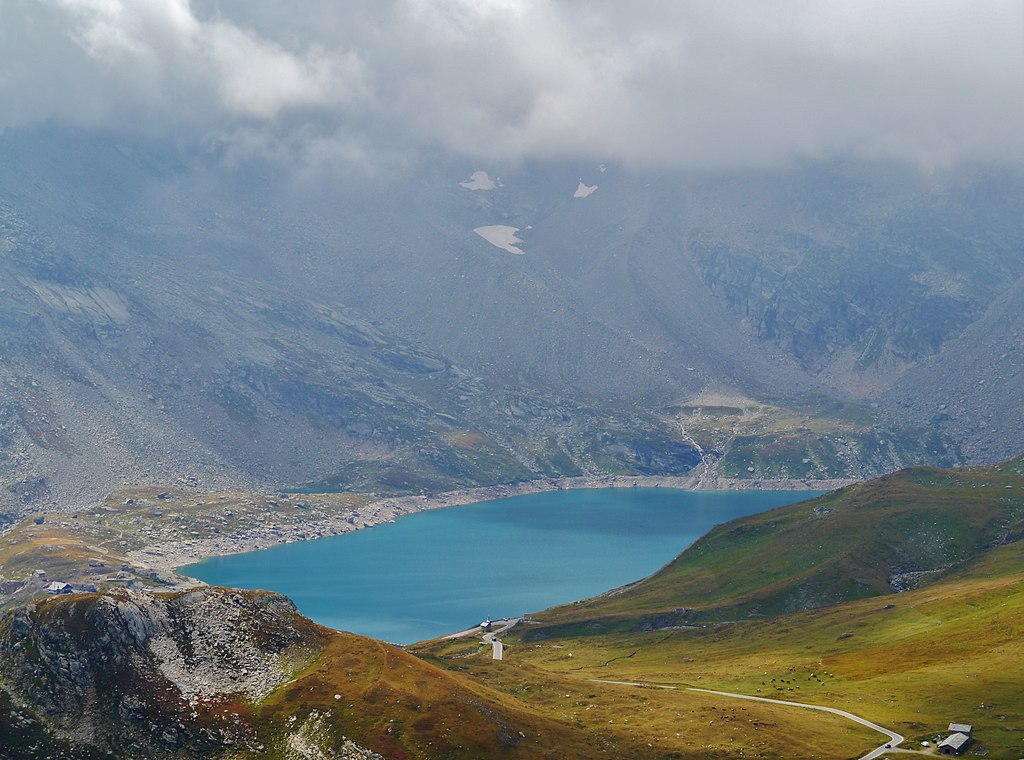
2, 0, 1023, 169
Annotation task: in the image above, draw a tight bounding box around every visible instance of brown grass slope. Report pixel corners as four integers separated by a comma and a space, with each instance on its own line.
491, 533, 1024, 758
0, 587, 644, 759
258, 631, 623, 759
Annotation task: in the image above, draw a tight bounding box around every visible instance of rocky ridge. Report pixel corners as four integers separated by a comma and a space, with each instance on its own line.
0, 587, 340, 757
0, 587, 631, 759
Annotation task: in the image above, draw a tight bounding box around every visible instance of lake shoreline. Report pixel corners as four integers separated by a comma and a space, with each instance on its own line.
148, 474, 855, 589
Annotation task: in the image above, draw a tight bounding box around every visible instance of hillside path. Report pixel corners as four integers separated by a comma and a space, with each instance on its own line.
590, 680, 904, 760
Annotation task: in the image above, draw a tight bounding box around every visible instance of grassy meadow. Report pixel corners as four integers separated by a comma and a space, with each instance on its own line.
413, 457, 1024, 758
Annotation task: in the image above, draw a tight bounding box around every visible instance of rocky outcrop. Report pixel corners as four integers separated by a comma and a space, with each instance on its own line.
0, 587, 328, 757
0, 587, 588, 759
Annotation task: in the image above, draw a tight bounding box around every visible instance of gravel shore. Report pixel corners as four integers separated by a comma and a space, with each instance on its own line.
145, 474, 855, 587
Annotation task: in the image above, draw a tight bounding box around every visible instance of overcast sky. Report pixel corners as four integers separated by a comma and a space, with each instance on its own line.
2, 0, 1023, 170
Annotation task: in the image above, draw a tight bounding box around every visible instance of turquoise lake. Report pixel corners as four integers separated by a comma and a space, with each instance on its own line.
183, 488, 818, 644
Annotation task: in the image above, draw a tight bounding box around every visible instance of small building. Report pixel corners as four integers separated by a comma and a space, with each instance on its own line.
479, 619, 493, 633
936, 731, 973, 756
947, 723, 972, 736
46, 581, 72, 595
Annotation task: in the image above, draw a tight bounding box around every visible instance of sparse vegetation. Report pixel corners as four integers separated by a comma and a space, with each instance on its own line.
0, 486, 374, 611
673, 394, 956, 481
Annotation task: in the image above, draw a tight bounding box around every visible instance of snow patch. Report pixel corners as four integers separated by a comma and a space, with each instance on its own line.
574, 180, 598, 198
474, 225, 525, 255
460, 171, 496, 190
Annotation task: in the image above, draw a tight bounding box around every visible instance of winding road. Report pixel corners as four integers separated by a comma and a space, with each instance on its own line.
482, 617, 521, 660
483, 631, 503, 659
590, 680, 904, 760
440, 618, 521, 660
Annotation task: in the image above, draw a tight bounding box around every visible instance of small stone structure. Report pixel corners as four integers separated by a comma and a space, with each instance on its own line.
936, 723, 973, 756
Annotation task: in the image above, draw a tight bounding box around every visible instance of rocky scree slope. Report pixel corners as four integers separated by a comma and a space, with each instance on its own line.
0, 130, 713, 514
5, 129, 1021, 510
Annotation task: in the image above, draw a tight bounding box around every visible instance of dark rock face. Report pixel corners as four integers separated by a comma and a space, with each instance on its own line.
0, 588, 326, 758
634, 607, 695, 633
692, 209, 1024, 376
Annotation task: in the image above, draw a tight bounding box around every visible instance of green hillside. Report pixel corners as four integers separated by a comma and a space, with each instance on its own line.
414, 456, 1024, 758
526, 456, 1024, 635
483, 519, 1024, 758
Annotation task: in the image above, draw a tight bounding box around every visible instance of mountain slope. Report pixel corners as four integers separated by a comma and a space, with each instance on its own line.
518, 455, 1024, 632
413, 456, 1024, 758
0, 587, 614, 759
0, 586, 881, 760
885, 270, 1024, 463
0, 131, 712, 511
483, 528, 1024, 758
7, 127, 1024, 509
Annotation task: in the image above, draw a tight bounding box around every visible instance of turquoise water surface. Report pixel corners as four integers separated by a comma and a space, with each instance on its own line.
183, 488, 818, 644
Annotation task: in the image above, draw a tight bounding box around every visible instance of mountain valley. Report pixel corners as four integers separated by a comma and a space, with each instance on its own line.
3, 458, 1023, 758
3, 3, 1024, 758
6, 129, 1023, 515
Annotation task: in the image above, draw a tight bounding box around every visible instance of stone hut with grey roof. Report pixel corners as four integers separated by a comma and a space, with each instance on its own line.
936, 724, 973, 756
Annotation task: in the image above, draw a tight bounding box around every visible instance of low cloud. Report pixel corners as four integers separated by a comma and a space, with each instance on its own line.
2, 0, 1023, 170
1, 0, 366, 127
